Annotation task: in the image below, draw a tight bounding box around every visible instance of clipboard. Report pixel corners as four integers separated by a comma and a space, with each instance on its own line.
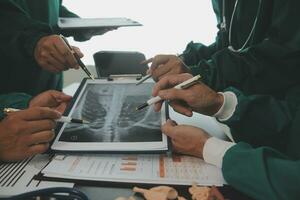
58, 17, 142, 30
51, 75, 170, 154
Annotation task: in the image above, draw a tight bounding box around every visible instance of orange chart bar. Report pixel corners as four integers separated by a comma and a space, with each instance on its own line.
122, 157, 138, 161
121, 162, 137, 166
159, 155, 165, 178
120, 167, 136, 171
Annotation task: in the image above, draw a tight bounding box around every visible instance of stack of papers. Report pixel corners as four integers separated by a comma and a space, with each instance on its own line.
42, 154, 226, 186
0, 155, 74, 197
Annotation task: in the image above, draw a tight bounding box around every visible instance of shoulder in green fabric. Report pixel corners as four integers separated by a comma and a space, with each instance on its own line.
9, 0, 60, 27
182, 0, 300, 96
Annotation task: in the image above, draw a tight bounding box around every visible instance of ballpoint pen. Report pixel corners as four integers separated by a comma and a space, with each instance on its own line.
59, 34, 95, 80
3, 108, 90, 124
136, 54, 186, 86
136, 75, 201, 111
136, 74, 152, 85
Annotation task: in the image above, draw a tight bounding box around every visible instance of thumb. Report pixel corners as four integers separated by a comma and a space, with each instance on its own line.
161, 119, 178, 138
72, 46, 84, 58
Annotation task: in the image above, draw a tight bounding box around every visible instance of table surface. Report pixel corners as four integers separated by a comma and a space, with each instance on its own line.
63, 83, 250, 200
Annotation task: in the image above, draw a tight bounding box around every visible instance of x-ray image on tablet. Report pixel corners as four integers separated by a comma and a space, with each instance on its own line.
51, 79, 169, 153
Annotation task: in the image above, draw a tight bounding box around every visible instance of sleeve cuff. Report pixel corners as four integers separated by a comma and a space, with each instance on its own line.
213, 91, 238, 121
203, 137, 235, 168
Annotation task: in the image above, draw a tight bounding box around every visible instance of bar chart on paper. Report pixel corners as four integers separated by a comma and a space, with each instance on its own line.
42, 154, 225, 186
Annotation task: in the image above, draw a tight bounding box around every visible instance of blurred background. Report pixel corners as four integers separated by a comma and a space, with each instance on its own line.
62, 0, 217, 86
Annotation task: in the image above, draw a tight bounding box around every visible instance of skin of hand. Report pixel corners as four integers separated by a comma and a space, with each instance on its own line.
162, 120, 210, 158
0, 107, 61, 162
34, 35, 84, 73
143, 54, 191, 82
29, 90, 72, 113
152, 73, 224, 117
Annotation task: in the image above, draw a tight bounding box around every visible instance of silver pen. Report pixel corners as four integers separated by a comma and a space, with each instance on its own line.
136, 74, 152, 85
3, 108, 90, 124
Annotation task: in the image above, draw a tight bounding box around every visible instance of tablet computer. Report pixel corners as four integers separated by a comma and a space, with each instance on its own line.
52, 78, 169, 153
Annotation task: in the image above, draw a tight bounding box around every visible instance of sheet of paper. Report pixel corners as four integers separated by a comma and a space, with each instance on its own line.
0, 154, 74, 197
58, 17, 141, 29
42, 154, 225, 186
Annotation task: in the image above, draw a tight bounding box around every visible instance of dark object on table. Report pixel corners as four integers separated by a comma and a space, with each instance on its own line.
93, 51, 148, 77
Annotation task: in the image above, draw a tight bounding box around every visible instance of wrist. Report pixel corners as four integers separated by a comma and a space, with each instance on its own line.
210, 93, 224, 116
199, 135, 210, 158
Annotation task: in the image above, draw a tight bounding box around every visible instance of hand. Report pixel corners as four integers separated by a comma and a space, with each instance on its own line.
0, 107, 61, 162
34, 35, 84, 73
152, 73, 224, 117
162, 120, 210, 158
29, 90, 72, 113
143, 54, 191, 81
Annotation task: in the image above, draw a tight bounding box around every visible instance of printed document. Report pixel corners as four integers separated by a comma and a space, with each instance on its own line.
42, 154, 225, 186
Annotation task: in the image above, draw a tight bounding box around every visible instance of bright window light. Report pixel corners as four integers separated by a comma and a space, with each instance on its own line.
63, 0, 217, 65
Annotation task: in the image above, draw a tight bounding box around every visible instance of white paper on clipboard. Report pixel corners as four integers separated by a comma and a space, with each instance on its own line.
58, 17, 142, 29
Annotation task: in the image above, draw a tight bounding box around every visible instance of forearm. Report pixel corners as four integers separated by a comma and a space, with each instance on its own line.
181, 41, 217, 66
0, 93, 32, 120
222, 142, 300, 200
219, 87, 295, 148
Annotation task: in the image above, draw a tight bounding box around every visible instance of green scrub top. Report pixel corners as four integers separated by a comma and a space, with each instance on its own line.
220, 86, 300, 200
0, 0, 79, 96
182, 0, 300, 98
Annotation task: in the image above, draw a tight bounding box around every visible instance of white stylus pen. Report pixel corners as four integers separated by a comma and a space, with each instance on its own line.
3, 108, 90, 124
136, 75, 201, 111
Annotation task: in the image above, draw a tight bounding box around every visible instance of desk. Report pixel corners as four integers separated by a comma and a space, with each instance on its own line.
63, 83, 252, 200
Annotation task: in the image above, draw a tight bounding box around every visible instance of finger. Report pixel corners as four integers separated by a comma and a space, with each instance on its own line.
151, 64, 173, 81
169, 101, 193, 117
49, 90, 72, 102
161, 119, 178, 138
47, 54, 66, 71
53, 38, 78, 69
152, 73, 191, 96
22, 119, 56, 134
39, 61, 61, 73
153, 102, 163, 112
18, 107, 61, 121
150, 55, 170, 70
141, 57, 153, 65
26, 131, 55, 145
72, 46, 84, 58
158, 88, 187, 102
55, 102, 68, 113
27, 143, 50, 156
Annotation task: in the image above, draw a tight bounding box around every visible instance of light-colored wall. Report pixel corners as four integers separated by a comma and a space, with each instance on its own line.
62, 0, 217, 87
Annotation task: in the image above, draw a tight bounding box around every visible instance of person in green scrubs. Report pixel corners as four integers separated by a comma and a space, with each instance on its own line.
0, 0, 111, 96
152, 73, 300, 200
146, 0, 300, 98
0, 90, 71, 161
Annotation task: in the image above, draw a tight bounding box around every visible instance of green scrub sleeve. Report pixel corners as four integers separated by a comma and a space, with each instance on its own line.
181, 42, 218, 66
0, 1, 53, 65
222, 142, 300, 200
0, 93, 32, 120
219, 87, 297, 150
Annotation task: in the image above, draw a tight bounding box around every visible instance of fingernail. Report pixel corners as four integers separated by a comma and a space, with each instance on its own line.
55, 111, 62, 117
